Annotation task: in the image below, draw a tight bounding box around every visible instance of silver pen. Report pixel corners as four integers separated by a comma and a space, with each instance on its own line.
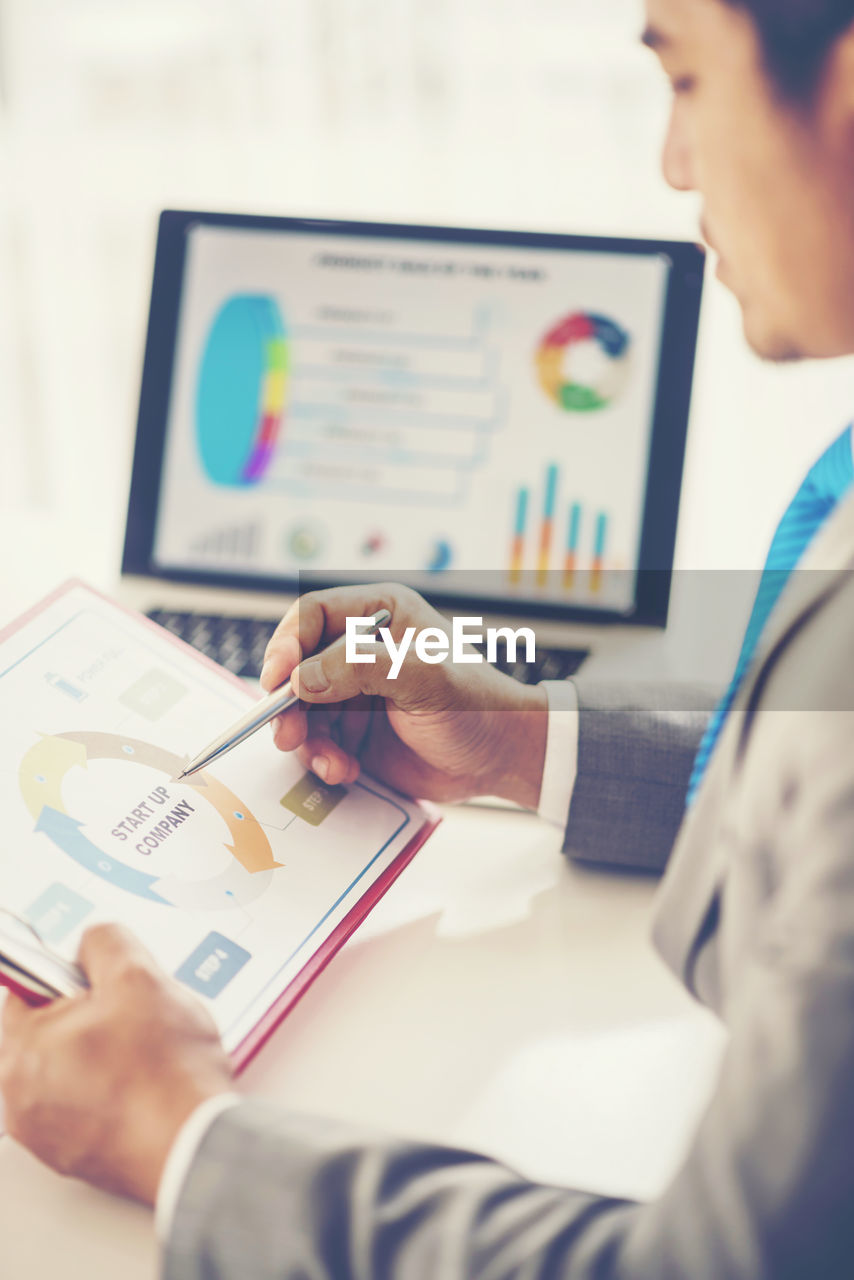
177, 608, 392, 779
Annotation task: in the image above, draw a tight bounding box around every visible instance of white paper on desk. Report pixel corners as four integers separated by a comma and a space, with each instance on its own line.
0, 583, 425, 1054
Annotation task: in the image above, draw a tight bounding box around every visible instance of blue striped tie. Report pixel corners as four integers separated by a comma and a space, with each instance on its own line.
686, 424, 854, 807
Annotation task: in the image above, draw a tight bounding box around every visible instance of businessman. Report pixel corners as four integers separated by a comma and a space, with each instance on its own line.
4, 0, 854, 1275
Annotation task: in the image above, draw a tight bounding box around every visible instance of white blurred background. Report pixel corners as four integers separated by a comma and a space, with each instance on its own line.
1, 0, 853, 626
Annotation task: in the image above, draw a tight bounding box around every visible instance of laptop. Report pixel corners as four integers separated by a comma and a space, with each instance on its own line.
119, 210, 704, 685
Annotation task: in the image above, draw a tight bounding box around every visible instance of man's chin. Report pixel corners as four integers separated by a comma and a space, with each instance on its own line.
741, 309, 806, 364
719, 272, 806, 362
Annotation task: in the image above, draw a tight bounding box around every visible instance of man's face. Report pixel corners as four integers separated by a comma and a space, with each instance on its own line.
645, 0, 854, 360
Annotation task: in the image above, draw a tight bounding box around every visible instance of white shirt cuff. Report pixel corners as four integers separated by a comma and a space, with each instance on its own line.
155, 1092, 241, 1243
537, 680, 580, 830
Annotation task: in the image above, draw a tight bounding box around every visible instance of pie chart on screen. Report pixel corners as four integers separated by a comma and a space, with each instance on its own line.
196, 294, 288, 487
536, 311, 631, 413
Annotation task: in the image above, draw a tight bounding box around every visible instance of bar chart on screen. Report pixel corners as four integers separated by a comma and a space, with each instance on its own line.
507, 461, 619, 602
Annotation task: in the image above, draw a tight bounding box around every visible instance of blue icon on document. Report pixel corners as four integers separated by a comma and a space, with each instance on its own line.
25, 883, 93, 943
44, 672, 88, 701
175, 932, 251, 998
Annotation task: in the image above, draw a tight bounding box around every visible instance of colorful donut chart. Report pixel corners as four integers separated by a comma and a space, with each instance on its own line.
536, 311, 631, 413
196, 294, 288, 486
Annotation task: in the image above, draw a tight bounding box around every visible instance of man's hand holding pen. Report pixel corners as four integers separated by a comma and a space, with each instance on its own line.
263, 583, 549, 809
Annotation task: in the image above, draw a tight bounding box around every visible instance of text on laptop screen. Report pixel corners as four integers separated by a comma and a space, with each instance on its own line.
151, 223, 673, 615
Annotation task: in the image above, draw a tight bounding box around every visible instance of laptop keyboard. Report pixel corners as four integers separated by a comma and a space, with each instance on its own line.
146, 609, 589, 685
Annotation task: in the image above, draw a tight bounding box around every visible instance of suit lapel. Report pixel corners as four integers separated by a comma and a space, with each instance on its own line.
652, 709, 742, 989
654, 488, 854, 986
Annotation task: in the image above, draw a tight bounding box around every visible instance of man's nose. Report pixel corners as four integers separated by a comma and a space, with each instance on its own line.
661, 107, 694, 192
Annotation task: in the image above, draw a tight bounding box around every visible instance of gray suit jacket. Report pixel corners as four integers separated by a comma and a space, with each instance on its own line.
164, 497, 854, 1280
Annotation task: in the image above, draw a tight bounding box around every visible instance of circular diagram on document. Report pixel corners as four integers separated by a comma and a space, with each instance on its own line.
535, 312, 631, 412
19, 731, 281, 909
196, 294, 289, 486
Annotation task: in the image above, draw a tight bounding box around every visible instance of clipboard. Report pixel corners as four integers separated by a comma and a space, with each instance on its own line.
0, 581, 441, 1072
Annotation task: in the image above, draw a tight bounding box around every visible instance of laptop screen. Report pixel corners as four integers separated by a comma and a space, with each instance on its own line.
124, 212, 704, 626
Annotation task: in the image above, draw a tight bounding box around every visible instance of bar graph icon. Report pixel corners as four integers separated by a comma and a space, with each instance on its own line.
191, 523, 260, 559
591, 512, 608, 593
508, 464, 612, 594
563, 502, 582, 590
537, 463, 559, 586
510, 487, 528, 584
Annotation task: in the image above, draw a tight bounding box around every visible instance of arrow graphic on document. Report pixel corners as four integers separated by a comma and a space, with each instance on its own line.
34, 806, 170, 904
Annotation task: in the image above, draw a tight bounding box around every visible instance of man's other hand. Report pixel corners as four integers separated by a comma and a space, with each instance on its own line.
0, 924, 233, 1205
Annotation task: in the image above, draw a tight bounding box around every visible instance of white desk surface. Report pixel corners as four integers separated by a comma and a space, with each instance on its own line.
1, 798, 725, 1278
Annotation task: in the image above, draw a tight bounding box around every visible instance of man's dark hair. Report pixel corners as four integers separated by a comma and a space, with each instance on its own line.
726, 0, 854, 99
